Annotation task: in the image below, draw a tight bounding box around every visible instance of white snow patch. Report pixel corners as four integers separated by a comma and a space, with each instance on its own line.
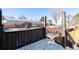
17, 38, 65, 50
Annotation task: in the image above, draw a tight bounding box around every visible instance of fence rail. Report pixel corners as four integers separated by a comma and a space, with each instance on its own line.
65, 29, 75, 48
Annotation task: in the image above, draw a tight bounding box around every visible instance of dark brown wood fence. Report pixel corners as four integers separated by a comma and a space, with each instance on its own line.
0, 27, 46, 50
0, 9, 46, 50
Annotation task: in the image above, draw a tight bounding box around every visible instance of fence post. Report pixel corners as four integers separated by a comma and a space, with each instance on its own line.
62, 12, 66, 48
0, 9, 3, 30
43, 16, 47, 27
43, 16, 47, 37
0, 9, 4, 49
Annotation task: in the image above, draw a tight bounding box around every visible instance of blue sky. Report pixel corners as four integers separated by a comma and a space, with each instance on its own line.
2, 8, 50, 21
2, 8, 79, 21
64, 8, 79, 16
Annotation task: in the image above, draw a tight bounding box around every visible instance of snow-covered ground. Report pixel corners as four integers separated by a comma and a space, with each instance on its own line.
16, 38, 73, 50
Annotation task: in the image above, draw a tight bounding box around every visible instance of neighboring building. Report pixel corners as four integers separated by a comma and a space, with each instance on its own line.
56, 17, 69, 28
56, 17, 62, 27
2, 20, 7, 24
47, 18, 56, 26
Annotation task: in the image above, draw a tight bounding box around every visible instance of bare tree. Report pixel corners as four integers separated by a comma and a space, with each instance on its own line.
66, 15, 70, 20
7, 16, 15, 20
39, 16, 44, 22
50, 8, 63, 23
66, 14, 71, 25
18, 15, 27, 19
2, 15, 6, 20
72, 13, 79, 25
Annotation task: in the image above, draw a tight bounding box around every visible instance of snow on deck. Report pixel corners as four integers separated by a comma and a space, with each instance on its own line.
16, 32, 79, 50
16, 38, 73, 50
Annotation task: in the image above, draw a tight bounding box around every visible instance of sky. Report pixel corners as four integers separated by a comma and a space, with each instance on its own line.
2, 8, 50, 21
64, 8, 79, 16
2, 8, 79, 21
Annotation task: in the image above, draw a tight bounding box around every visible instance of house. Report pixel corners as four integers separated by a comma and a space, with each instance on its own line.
47, 18, 56, 26
56, 17, 62, 27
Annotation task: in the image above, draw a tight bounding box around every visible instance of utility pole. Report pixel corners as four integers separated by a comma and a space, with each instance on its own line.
62, 12, 66, 48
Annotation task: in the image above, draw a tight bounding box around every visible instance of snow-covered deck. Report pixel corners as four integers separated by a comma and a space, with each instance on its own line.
16, 32, 79, 50
16, 38, 74, 50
